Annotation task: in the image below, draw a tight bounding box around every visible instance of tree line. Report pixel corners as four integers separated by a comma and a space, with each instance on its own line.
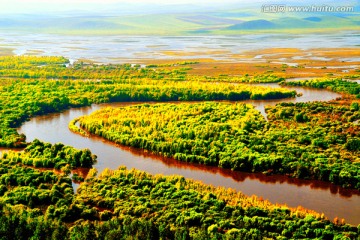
0, 142, 358, 239
283, 78, 360, 98
0, 57, 295, 147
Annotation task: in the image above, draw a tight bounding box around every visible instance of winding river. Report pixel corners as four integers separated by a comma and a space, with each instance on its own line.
3, 83, 359, 225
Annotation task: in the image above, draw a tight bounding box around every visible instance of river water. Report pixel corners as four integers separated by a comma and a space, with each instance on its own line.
1, 32, 359, 63
9, 84, 359, 225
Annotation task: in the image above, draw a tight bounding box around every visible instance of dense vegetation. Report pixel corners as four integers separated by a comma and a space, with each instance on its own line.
192, 74, 285, 83
283, 78, 360, 98
0, 56, 295, 147
0, 56, 187, 80
0, 142, 358, 239
1, 56, 359, 238
0, 56, 284, 83
14, 139, 96, 169
77, 101, 360, 189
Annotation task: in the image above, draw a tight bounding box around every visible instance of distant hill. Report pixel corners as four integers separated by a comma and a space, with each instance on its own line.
303, 17, 322, 22
178, 15, 242, 25
227, 20, 276, 30
69, 21, 125, 30
0, 2, 359, 35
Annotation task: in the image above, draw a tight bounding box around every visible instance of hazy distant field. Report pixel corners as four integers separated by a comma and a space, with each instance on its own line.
1, 9, 360, 35
1, 32, 359, 64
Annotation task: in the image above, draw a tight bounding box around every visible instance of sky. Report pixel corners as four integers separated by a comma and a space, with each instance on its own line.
0, 0, 254, 13
0, 0, 357, 14
0, 0, 262, 14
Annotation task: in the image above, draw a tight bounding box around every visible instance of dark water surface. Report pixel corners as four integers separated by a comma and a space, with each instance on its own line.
15, 84, 360, 225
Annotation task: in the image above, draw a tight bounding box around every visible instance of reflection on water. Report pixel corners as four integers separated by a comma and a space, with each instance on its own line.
15, 84, 360, 225
96, 135, 360, 199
